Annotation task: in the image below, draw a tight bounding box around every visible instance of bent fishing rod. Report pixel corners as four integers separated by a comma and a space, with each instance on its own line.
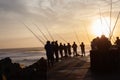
22, 23, 45, 45
33, 23, 48, 41
83, 23, 91, 43
109, 0, 113, 37
98, 5, 115, 42
99, 8, 104, 34
43, 24, 54, 41
57, 34, 68, 43
110, 11, 120, 40
54, 31, 68, 43
74, 30, 80, 44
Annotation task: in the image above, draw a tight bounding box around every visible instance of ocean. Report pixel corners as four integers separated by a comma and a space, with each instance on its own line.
0, 47, 46, 66
0, 46, 91, 67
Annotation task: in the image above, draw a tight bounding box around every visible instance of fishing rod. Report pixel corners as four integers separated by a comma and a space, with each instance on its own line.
99, 8, 110, 38
75, 31, 80, 44
102, 15, 115, 42
15, 17, 45, 46
99, 8, 104, 34
73, 27, 80, 44
43, 24, 54, 41
98, 5, 115, 42
102, 15, 110, 33
22, 23, 45, 45
33, 23, 48, 41
83, 23, 91, 43
109, 0, 112, 38
110, 11, 120, 40
30, 3, 54, 41
55, 32, 68, 43
99, 7, 115, 42
31, 23, 46, 42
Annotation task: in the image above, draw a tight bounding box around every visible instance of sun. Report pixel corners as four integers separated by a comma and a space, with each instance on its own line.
91, 18, 110, 37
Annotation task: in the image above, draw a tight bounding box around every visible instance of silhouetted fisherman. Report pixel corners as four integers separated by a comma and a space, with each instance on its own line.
90, 36, 116, 73
51, 41, 55, 61
115, 37, 120, 49
63, 44, 68, 57
54, 41, 59, 62
80, 42, 85, 56
45, 41, 54, 67
67, 43, 72, 56
97, 35, 111, 50
59, 43, 64, 58
72, 42, 78, 56
91, 35, 111, 51
91, 37, 100, 50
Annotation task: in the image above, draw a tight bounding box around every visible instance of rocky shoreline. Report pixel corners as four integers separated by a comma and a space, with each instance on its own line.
0, 57, 47, 80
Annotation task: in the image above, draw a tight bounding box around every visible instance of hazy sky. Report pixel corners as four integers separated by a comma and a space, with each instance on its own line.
0, 0, 120, 48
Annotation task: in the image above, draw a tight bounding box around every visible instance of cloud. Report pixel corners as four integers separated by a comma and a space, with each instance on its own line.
0, 0, 120, 29
0, 0, 119, 22
0, 0, 120, 43
0, 0, 27, 14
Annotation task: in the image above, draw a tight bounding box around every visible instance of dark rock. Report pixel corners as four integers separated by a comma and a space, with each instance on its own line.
90, 49, 120, 73
0, 57, 47, 80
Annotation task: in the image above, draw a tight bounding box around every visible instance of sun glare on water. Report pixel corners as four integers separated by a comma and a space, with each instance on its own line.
91, 18, 111, 37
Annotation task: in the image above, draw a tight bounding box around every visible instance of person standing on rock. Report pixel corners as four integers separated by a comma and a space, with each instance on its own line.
72, 42, 78, 56
67, 43, 72, 56
54, 41, 59, 62
45, 41, 54, 67
59, 43, 64, 58
80, 42, 85, 56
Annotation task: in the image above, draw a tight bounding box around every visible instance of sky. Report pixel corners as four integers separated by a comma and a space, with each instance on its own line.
0, 0, 120, 49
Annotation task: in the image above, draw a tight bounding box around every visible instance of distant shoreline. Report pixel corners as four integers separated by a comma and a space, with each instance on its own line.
0, 47, 45, 52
